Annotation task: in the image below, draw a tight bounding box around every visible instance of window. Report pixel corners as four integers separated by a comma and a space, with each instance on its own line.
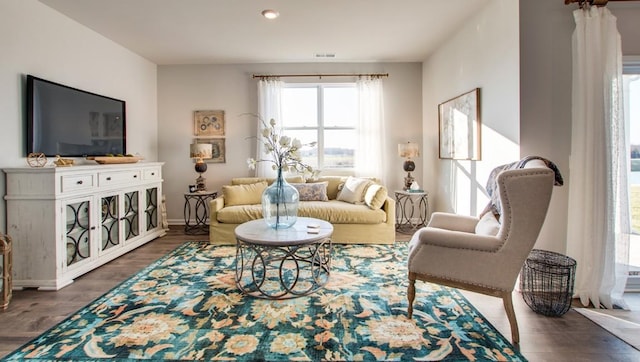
281, 84, 357, 172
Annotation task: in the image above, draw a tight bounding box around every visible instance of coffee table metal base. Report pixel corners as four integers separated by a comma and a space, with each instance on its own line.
235, 238, 332, 299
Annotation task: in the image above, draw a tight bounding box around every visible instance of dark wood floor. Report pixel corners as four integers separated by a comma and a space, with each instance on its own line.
1, 228, 639, 361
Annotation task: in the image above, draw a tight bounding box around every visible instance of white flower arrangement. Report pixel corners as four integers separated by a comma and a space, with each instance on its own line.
247, 117, 318, 176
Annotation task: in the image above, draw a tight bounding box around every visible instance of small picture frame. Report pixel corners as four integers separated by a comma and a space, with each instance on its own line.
438, 88, 481, 160
194, 110, 225, 137
194, 138, 226, 163
188, 185, 197, 193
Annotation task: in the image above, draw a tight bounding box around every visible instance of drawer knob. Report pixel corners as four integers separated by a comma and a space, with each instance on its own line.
151, 172, 155, 176
106, 177, 112, 181
76, 180, 83, 185
133, 175, 138, 178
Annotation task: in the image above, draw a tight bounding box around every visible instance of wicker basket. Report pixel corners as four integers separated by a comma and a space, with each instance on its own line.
520, 249, 577, 316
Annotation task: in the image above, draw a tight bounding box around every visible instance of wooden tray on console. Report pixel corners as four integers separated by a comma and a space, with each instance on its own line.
87, 156, 143, 164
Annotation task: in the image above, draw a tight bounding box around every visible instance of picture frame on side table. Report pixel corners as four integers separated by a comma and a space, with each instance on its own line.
194, 110, 225, 137
438, 88, 481, 160
194, 138, 226, 163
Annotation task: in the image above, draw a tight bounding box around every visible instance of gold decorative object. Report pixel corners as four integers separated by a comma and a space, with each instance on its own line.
27, 152, 47, 167
86, 155, 143, 164
1, 233, 12, 310
53, 155, 74, 167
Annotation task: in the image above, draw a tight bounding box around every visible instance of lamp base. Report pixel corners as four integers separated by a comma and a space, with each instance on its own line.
196, 174, 207, 192
403, 173, 414, 191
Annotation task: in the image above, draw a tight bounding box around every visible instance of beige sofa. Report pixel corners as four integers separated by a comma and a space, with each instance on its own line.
209, 175, 396, 244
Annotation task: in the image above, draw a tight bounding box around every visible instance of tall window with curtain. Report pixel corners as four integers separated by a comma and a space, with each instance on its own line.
566, 5, 631, 309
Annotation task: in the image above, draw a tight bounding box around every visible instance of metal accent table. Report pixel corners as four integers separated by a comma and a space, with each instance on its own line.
234, 217, 333, 299
183, 191, 217, 235
395, 190, 429, 234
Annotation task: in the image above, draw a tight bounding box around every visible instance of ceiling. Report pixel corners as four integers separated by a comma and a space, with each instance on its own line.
39, 0, 490, 65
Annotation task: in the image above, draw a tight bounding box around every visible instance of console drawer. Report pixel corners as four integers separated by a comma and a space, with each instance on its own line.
143, 167, 161, 181
98, 170, 142, 186
61, 174, 95, 193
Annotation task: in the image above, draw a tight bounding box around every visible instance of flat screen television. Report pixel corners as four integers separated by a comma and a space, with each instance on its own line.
26, 75, 126, 157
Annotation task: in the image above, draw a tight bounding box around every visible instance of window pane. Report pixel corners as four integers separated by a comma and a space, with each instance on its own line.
324, 129, 355, 169
324, 87, 357, 128
285, 129, 318, 169
282, 88, 317, 128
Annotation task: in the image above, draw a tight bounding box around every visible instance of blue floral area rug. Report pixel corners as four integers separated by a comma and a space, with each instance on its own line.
3, 242, 526, 361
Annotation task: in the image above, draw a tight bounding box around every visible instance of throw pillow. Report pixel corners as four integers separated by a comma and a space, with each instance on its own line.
291, 182, 329, 201
364, 184, 388, 210
222, 181, 268, 206
336, 176, 373, 204
475, 212, 501, 236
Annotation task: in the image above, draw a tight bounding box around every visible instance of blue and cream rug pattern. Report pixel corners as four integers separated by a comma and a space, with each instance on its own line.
3, 242, 525, 361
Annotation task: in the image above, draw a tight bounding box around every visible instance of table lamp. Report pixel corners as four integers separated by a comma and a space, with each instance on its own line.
398, 142, 420, 190
190, 143, 213, 192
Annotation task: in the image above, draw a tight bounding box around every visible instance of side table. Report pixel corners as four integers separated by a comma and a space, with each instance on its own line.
395, 190, 429, 234
183, 191, 217, 235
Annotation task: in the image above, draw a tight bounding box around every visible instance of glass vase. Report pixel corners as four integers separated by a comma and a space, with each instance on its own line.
261, 170, 299, 229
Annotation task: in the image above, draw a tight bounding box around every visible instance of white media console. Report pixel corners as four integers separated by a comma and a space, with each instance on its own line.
3, 162, 165, 290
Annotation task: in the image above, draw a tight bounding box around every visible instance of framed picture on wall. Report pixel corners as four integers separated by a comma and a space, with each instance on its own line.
194, 110, 225, 137
194, 138, 226, 163
438, 88, 481, 160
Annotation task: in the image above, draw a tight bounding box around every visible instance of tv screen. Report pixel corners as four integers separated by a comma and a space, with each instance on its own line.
26, 75, 126, 157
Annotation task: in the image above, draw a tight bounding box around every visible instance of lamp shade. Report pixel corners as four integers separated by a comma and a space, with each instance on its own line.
190, 143, 213, 160
398, 142, 420, 158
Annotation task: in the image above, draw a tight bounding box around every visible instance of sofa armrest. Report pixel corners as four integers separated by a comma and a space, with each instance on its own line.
209, 197, 225, 225
382, 196, 396, 226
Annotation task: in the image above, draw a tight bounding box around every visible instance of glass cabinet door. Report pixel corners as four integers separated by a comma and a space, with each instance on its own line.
145, 187, 158, 231
101, 195, 120, 252
123, 190, 140, 241
66, 199, 92, 267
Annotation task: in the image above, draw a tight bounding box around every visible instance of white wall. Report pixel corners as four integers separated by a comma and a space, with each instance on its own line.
158, 63, 422, 224
0, 0, 158, 234
422, 0, 520, 217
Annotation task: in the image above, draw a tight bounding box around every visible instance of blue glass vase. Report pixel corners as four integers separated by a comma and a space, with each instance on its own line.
261, 169, 299, 229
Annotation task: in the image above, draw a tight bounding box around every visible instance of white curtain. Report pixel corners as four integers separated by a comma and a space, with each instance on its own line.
257, 78, 283, 178
566, 6, 630, 310
356, 76, 386, 183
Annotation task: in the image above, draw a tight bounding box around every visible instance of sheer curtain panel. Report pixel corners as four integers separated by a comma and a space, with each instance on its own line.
257, 78, 283, 178
566, 6, 630, 309
356, 76, 386, 183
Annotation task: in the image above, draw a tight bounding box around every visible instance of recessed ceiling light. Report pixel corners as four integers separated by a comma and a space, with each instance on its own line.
261, 9, 279, 20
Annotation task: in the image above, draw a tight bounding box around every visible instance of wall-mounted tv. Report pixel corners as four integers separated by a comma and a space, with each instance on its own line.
26, 75, 126, 157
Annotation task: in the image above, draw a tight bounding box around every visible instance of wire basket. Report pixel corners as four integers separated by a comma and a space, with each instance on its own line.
520, 249, 577, 316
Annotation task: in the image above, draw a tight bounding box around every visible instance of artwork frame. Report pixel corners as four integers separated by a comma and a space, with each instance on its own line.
194, 138, 226, 163
438, 88, 481, 160
194, 110, 225, 137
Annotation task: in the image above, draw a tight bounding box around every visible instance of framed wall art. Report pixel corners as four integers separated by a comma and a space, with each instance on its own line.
438, 88, 481, 160
194, 138, 226, 163
194, 110, 225, 137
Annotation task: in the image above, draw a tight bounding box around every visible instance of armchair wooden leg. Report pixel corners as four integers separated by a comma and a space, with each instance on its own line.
502, 292, 520, 345
407, 272, 416, 319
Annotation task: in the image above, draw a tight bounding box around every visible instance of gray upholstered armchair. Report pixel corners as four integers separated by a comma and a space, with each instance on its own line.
407, 159, 558, 345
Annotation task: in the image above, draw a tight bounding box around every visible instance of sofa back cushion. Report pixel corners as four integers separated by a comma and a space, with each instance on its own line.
222, 181, 268, 206
231, 176, 305, 186
307, 176, 346, 200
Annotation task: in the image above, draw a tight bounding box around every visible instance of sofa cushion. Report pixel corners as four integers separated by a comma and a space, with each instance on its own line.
222, 181, 267, 206
291, 182, 329, 201
364, 184, 388, 210
337, 176, 373, 204
216, 200, 387, 225
475, 212, 501, 236
307, 176, 347, 200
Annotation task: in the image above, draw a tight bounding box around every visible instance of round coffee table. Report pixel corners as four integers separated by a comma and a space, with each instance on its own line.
234, 217, 333, 299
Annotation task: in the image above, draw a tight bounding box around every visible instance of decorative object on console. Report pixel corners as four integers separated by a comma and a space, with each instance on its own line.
27, 152, 47, 168
87, 155, 143, 164
438, 88, 481, 160
398, 142, 420, 190
0, 233, 12, 309
53, 155, 74, 167
190, 143, 212, 191
194, 110, 225, 137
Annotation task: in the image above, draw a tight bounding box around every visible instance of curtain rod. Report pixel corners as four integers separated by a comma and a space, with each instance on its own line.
252, 73, 389, 79
564, 0, 638, 6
